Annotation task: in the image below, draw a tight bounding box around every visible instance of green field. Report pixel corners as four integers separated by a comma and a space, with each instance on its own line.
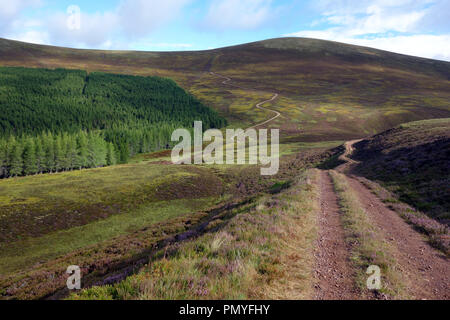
0, 140, 335, 299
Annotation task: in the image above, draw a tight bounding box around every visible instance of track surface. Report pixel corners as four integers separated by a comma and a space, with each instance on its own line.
210, 72, 281, 129
314, 140, 449, 300
314, 171, 357, 300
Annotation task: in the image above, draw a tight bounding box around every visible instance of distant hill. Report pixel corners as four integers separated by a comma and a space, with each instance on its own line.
1, 37, 449, 141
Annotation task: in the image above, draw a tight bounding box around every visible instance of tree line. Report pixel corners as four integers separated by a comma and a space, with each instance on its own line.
0, 131, 116, 178
0, 67, 227, 178
0, 122, 190, 178
0, 67, 226, 137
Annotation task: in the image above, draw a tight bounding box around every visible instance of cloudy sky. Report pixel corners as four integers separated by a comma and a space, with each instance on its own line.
0, 0, 449, 61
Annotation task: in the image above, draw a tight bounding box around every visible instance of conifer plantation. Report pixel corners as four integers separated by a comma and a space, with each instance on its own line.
0, 67, 227, 178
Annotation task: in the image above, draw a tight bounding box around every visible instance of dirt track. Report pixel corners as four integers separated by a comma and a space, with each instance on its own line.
317, 139, 449, 300
203, 71, 449, 299
210, 72, 281, 129
347, 175, 450, 299
335, 139, 362, 173
314, 171, 357, 300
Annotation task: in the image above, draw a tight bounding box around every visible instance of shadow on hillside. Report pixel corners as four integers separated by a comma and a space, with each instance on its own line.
352, 138, 450, 222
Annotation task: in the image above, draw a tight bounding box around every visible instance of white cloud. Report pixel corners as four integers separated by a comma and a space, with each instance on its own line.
0, 0, 41, 17
0, 0, 42, 32
286, 0, 450, 61
1, 0, 192, 48
349, 34, 450, 61
420, 0, 450, 32
286, 30, 450, 61
204, 0, 273, 30
316, 0, 428, 16
46, 11, 119, 48
10, 30, 49, 45
147, 43, 193, 49
350, 7, 425, 35
129, 40, 193, 50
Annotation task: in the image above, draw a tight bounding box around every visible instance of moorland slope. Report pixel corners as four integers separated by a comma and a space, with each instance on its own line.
352, 118, 450, 221
1, 37, 449, 142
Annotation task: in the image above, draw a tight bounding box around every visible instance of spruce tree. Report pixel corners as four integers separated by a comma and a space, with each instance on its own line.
60, 133, 70, 171
87, 132, 107, 167
23, 138, 38, 175
66, 135, 78, 170
43, 132, 55, 173
9, 142, 23, 177
75, 131, 88, 169
106, 142, 117, 166
35, 137, 46, 174
54, 135, 63, 172
0, 139, 6, 178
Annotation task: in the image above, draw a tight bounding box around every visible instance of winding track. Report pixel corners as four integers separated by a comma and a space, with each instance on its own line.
332, 140, 449, 299
211, 72, 449, 299
210, 72, 281, 129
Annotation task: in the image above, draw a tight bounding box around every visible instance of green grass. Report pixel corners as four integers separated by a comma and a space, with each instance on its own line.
68, 169, 320, 300
0, 143, 338, 299
0, 160, 227, 276
329, 171, 409, 299
0, 197, 218, 275
0, 162, 224, 242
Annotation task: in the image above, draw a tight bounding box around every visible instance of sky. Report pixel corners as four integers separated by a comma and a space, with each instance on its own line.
0, 0, 449, 61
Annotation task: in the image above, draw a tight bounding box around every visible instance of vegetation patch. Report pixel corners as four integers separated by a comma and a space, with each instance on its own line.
353, 118, 450, 221
0, 66, 227, 176
330, 171, 408, 299
316, 145, 345, 170
68, 170, 320, 300
358, 177, 449, 256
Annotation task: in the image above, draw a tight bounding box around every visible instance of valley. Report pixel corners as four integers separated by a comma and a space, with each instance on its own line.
0, 37, 448, 300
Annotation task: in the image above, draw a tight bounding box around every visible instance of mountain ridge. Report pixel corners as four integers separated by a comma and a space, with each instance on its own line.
1, 36, 449, 142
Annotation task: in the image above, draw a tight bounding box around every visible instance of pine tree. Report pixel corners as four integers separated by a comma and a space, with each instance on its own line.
43, 132, 55, 173
66, 135, 78, 170
23, 138, 38, 175
106, 142, 117, 166
60, 133, 70, 171
118, 143, 129, 164
54, 135, 63, 172
35, 137, 46, 174
87, 132, 107, 168
9, 141, 23, 177
75, 131, 88, 169
0, 139, 6, 178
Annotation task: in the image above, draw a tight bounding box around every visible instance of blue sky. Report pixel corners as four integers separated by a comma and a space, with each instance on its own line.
0, 0, 449, 60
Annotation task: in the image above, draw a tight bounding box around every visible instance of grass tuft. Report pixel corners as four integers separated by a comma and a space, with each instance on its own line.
69, 170, 321, 300
330, 171, 409, 299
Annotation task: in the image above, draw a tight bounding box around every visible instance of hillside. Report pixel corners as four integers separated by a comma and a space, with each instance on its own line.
0, 67, 226, 176
352, 118, 450, 221
0, 67, 225, 137
0, 37, 449, 300
1, 37, 449, 142
0, 146, 336, 299
66, 120, 450, 301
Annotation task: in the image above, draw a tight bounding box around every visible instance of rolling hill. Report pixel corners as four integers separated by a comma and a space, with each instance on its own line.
1, 37, 449, 142
352, 118, 450, 221
0, 37, 449, 300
